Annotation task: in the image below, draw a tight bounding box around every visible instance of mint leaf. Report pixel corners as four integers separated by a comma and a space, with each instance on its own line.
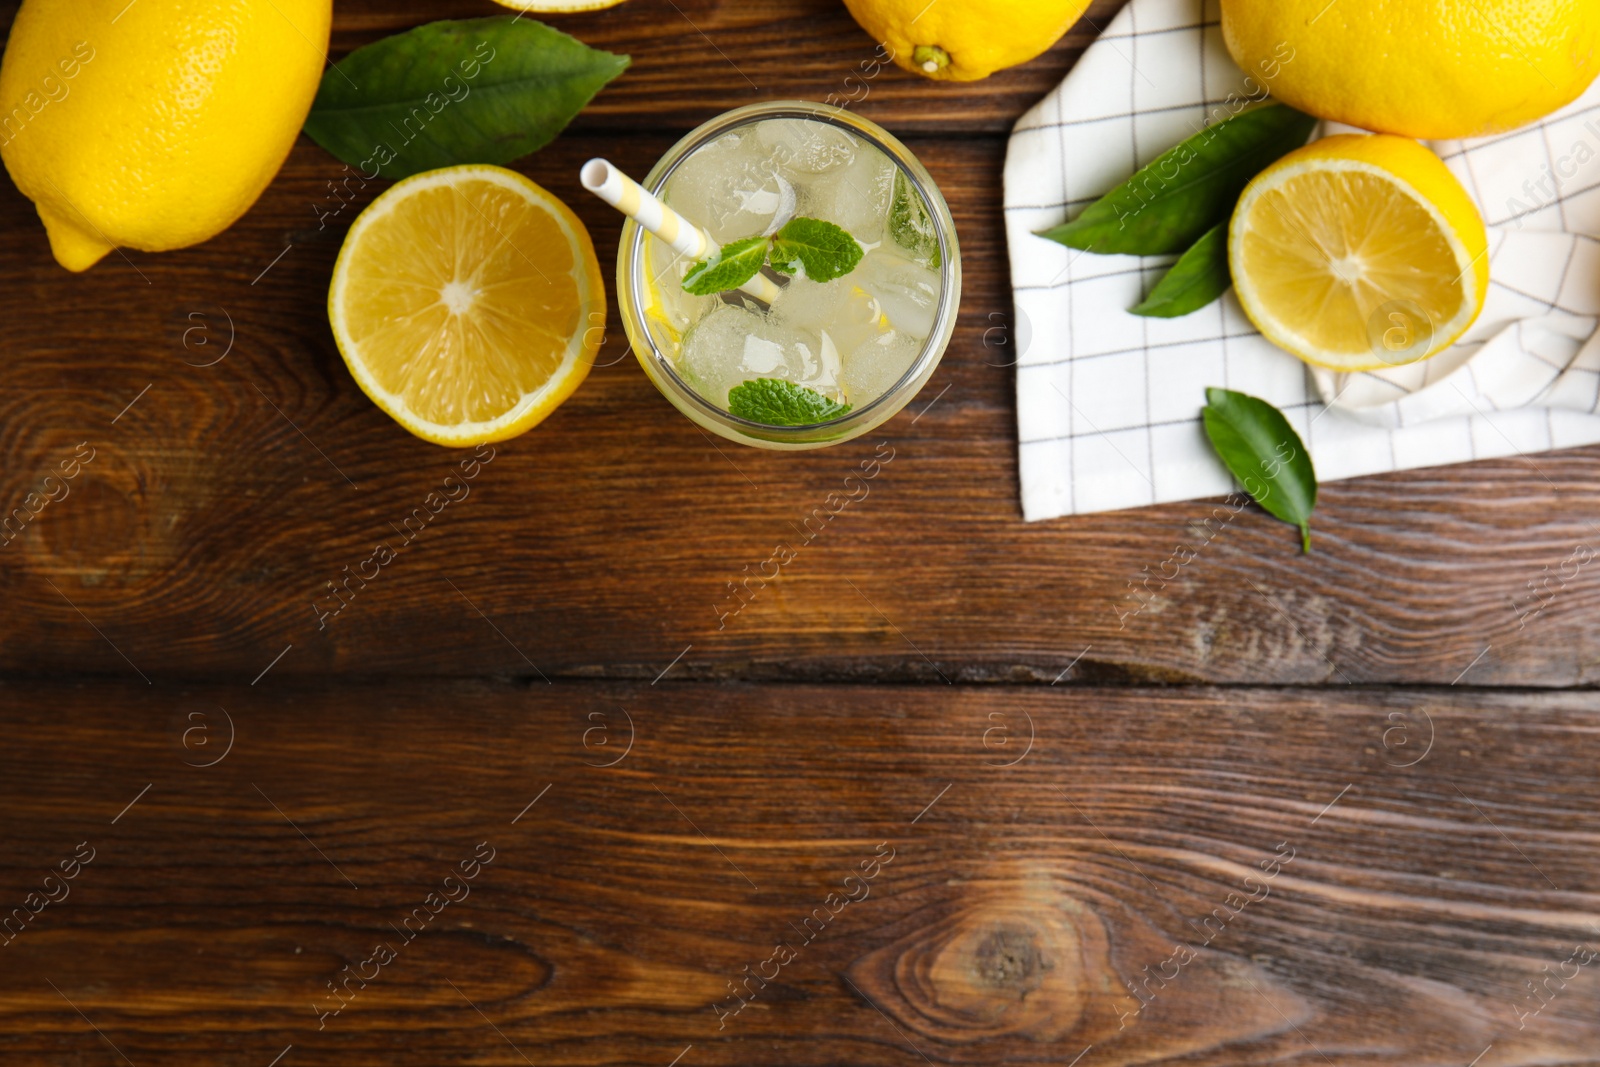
1202, 387, 1317, 553
1035, 103, 1316, 256
890, 170, 941, 269
769, 218, 863, 282
682, 237, 771, 296
1130, 220, 1231, 317
304, 18, 629, 181
728, 378, 852, 426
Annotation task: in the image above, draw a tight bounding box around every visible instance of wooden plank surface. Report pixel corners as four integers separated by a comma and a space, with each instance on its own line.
322, 0, 1131, 135
2, 680, 1598, 1066
1, 117, 1598, 686
0, 0, 1122, 135
3, 0, 1598, 1061
1, 0, 1597, 686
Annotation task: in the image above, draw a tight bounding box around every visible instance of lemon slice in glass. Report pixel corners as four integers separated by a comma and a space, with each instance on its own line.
329, 164, 604, 446
1229, 133, 1488, 372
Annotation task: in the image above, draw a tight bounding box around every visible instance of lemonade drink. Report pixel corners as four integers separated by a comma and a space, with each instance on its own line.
619, 102, 960, 448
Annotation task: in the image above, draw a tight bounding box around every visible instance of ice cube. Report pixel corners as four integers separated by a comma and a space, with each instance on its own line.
772, 268, 927, 407
799, 143, 897, 246
841, 330, 922, 408
772, 276, 894, 359
678, 304, 766, 405
758, 118, 856, 175
751, 318, 843, 398
854, 249, 941, 338
666, 129, 797, 243
770, 275, 844, 332
677, 305, 844, 407
740, 334, 787, 374
817, 330, 844, 392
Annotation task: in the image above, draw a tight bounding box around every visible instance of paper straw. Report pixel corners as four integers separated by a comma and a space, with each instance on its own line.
581, 158, 782, 304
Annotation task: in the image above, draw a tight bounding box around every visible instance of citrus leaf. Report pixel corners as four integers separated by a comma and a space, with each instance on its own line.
889, 170, 941, 269
1036, 103, 1316, 256
728, 379, 852, 426
682, 237, 771, 296
770, 217, 863, 282
1130, 220, 1231, 317
304, 18, 629, 181
1202, 387, 1318, 552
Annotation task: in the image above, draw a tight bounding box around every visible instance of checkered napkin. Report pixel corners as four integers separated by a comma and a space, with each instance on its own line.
1005, 0, 1600, 521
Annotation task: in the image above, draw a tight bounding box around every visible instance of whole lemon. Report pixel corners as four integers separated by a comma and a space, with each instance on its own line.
0, 0, 332, 271
841, 0, 1091, 81
1222, 0, 1600, 139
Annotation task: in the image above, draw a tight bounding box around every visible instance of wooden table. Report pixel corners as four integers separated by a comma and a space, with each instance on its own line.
3, 1, 1598, 1063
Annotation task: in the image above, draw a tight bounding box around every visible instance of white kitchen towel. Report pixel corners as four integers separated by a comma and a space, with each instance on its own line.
1005, 0, 1600, 521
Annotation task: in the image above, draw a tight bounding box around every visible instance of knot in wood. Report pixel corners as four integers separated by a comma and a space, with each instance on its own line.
971, 922, 1050, 996
844, 888, 1091, 1046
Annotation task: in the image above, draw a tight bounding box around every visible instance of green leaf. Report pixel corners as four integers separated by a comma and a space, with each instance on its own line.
682, 237, 771, 296
1202, 388, 1318, 552
889, 170, 941, 269
769, 217, 864, 282
728, 379, 852, 426
1130, 220, 1231, 318
1035, 103, 1317, 256
304, 18, 630, 181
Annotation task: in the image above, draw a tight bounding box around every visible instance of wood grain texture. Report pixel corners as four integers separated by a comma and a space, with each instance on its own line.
2, 0, 1599, 690
4, 2, 1594, 1064
2, 679, 1598, 1065
0, 0, 1125, 136
0, 125, 1597, 687
319, 0, 1133, 135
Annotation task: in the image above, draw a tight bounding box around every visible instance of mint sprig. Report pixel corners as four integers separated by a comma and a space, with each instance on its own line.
682, 236, 770, 296
728, 378, 852, 426
768, 218, 863, 282
889, 170, 941, 269
680, 217, 863, 295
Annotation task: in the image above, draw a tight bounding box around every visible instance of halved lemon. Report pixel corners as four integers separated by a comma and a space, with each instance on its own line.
1229, 133, 1488, 372
329, 164, 604, 446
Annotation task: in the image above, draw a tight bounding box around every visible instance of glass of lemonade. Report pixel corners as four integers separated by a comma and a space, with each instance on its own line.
617, 101, 961, 449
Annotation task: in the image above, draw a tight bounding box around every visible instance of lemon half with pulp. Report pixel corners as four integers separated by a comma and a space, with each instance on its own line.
1229, 134, 1488, 373
329, 165, 604, 446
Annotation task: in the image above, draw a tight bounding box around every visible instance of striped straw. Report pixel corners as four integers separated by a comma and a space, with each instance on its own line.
581, 158, 782, 304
